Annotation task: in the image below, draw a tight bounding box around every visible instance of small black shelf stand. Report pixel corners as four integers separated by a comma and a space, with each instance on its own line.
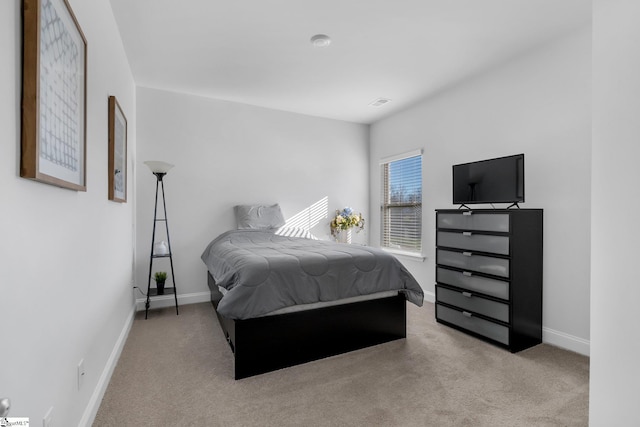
145, 172, 178, 319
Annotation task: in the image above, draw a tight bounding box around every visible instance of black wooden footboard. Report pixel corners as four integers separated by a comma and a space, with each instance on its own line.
207, 272, 407, 379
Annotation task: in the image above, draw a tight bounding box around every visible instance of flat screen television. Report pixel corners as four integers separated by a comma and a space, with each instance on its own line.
452, 154, 524, 205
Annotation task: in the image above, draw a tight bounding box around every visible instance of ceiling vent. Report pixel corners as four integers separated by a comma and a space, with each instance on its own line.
369, 98, 391, 107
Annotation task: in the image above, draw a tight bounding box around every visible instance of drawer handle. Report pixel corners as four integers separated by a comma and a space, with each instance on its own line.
462, 232, 472, 237
462, 271, 473, 277
462, 311, 473, 318
462, 251, 473, 257
462, 211, 472, 216
462, 292, 472, 298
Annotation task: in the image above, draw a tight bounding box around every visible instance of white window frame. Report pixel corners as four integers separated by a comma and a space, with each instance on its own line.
379, 149, 424, 259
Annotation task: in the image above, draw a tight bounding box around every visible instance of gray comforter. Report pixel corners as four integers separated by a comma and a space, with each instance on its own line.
201, 230, 424, 320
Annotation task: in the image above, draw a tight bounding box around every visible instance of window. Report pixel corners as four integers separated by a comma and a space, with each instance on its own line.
380, 151, 423, 254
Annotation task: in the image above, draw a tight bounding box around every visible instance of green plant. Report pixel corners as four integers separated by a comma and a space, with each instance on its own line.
154, 271, 167, 282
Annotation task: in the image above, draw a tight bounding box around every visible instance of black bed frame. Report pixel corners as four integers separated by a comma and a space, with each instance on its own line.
207, 272, 407, 379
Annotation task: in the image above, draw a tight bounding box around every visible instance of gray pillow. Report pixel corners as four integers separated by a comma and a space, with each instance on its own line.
234, 204, 286, 230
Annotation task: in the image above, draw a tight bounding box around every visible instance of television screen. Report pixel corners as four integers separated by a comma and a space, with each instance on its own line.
452, 154, 524, 205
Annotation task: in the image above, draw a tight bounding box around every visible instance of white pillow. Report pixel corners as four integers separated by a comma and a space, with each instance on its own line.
234, 204, 286, 230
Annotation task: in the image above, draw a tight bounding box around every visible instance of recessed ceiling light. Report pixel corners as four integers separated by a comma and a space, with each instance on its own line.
310, 34, 331, 48
369, 98, 391, 107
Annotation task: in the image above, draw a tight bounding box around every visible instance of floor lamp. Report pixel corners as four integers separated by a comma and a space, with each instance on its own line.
143, 161, 179, 319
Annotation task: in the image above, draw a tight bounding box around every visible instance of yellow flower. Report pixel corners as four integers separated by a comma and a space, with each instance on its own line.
330, 207, 365, 237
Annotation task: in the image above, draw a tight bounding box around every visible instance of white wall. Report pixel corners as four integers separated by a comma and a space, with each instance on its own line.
135, 87, 369, 306
369, 29, 591, 355
590, 0, 640, 424
0, 0, 136, 425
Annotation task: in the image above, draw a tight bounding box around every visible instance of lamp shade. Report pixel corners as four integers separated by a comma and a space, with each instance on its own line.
144, 161, 174, 174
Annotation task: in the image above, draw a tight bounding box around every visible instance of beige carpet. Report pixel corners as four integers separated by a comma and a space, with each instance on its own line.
93, 302, 589, 426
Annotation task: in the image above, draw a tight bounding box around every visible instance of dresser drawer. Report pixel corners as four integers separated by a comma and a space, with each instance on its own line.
436, 286, 509, 323
437, 212, 509, 233
436, 304, 509, 345
437, 249, 509, 278
437, 231, 509, 255
436, 267, 509, 300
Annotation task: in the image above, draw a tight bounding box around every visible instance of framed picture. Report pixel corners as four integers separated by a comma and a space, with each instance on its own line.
108, 96, 127, 202
21, 0, 87, 191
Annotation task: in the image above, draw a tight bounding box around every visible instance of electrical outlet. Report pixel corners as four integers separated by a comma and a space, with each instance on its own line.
43, 406, 53, 427
77, 359, 85, 391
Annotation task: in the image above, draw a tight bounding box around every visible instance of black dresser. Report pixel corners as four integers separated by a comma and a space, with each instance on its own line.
435, 209, 543, 352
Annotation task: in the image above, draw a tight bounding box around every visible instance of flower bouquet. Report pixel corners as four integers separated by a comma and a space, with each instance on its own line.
330, 207, 365, 240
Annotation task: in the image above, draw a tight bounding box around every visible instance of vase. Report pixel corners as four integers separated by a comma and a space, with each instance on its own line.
154, 241, 169, 256
156, 281, 165, 295
336, 229, 351, 243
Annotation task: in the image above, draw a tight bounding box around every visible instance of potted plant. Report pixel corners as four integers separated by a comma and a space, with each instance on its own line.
154, 271, 167, 295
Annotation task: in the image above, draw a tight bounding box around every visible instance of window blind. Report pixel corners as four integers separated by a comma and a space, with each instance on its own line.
380, 153, 422, 253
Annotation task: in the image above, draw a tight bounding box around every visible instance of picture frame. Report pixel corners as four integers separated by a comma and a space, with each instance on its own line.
21, 0, 88, 191
108, 96, 127, 202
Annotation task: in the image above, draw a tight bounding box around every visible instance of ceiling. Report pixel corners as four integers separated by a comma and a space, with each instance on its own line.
109, 0, 590, 124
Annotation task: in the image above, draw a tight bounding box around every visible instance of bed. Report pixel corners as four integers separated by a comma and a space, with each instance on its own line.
201, 204, 424, 379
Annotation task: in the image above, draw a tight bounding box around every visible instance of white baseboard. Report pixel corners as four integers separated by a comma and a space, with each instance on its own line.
543, 326, 590, 356
135, 291, 211, 311
79, 305, 136, 427
423, 290, 435, 304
